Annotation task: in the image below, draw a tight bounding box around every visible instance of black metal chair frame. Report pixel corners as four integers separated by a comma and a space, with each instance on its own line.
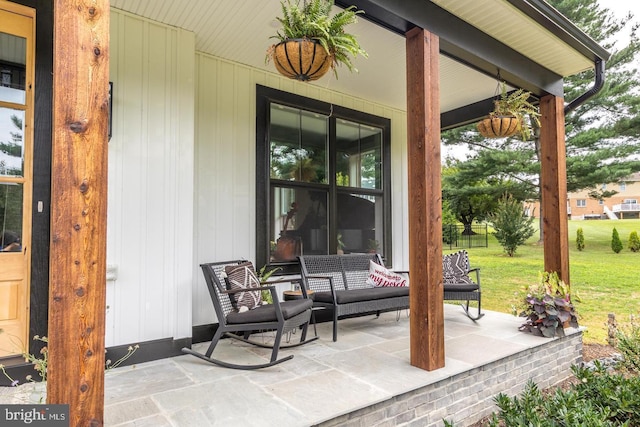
182, 259, 318, 370
443, 251, 484, 321
299, 254, 409, 342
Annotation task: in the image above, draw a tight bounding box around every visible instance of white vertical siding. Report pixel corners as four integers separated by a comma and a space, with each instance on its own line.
107, 9, 195, 346
193, 54, 408, 326
106, 9, 409, 335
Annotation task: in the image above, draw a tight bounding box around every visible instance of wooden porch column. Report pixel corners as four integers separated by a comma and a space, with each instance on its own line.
539, 94, 570, 283
49, 1, 109, 425
406, 27, 444, 371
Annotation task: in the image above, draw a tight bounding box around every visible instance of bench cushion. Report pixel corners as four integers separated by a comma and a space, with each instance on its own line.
314, 286, 409, 304
226, 299, 313, 324
443, 283, 479, 292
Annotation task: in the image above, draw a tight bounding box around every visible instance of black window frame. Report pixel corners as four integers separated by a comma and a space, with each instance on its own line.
256, 85, 392, 272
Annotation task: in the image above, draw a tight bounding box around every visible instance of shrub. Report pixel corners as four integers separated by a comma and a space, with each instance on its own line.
617, 314, 640, 373
629, 231, 640, 252
442, 201, 459, 245
487, 378, 618, 426
612, 227, 623, 253
571, 363, 640, 425
576, 227, 585, 251
489, 194, 535, 257
484, 365, 640, 426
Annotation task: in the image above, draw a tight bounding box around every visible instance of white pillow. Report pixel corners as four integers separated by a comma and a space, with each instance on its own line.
366, 260, 407, 287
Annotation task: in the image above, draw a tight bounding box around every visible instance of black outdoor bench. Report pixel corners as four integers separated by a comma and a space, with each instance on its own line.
298, 253, 409, 341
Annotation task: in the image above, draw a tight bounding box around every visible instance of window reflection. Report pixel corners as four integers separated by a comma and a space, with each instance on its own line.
270, 104, 328, 183
271, 186, 328, 261
0, 32, 27, 105
0, 182, 22, 252
336, 120, 382, 189
0, 108, 24, 177
337, 193, 383, 253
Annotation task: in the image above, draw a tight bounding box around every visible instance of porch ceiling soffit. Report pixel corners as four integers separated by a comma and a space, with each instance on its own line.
109, 0, 608, 128
341, 0, 609, 127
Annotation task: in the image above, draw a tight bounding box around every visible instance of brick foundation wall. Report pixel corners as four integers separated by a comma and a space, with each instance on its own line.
316, 330, 583, 427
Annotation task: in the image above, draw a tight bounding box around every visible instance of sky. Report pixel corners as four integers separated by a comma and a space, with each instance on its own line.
602, 0, 640, 19
599, 0, 640, 50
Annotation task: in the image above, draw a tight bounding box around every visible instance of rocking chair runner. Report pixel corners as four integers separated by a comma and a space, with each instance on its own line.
442, 250, 484, 320
182, 260, 318, 369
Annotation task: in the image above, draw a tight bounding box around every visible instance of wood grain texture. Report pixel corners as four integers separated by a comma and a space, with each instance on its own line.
539, 94, 570, 284
49, 1, 109, 425
406, 27, 444, 371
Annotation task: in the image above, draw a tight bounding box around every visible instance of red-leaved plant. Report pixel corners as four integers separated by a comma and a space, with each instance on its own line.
514, 271, 579, 338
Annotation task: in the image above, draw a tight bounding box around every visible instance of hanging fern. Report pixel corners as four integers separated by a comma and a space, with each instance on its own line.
268, 0, 368, 77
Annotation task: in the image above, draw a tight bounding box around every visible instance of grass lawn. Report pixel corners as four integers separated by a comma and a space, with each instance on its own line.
458, 219, 640, 344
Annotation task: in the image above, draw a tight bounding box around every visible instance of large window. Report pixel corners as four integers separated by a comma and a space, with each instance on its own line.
256, 86, 391, 269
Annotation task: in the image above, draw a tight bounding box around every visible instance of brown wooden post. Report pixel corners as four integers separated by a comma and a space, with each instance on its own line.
539, 94, 570, 283
406, 27, 444, 371
49, 1, 109, 425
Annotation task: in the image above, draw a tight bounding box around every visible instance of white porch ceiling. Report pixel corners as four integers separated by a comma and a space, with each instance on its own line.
109, 0, 600, 113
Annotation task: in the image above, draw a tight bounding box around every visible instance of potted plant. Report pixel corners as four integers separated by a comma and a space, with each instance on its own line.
257, 265, 282, 304
514, 271, 579, 338
266, 0, 368, 81
477, 82, 541, 140
336, 233, 345, 254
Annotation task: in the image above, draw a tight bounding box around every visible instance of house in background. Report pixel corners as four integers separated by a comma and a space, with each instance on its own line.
570, 172, 640, 220
526, 172, 640, 220
1, 2, 609, 420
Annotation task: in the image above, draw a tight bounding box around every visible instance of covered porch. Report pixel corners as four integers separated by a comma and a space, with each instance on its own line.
99, 306, 581, 426
0, 0, 604, 425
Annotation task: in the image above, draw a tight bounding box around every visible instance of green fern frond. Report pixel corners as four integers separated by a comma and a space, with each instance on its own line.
268, 0, 368, 79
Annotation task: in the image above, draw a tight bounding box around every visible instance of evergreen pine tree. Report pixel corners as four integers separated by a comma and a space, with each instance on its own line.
629, 231, 640, 252
576, 227, 585, 251
612, 227, 623, 253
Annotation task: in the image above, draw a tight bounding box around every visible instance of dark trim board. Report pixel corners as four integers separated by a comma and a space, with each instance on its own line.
0, 359, 35, 387
105, 337, 191, 369
0, 337, 190, 386
192, 323, 220, 344
191, 308, 403, 345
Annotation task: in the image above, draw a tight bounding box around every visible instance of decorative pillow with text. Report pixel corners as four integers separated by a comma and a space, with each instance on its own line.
366, 260, 407, 287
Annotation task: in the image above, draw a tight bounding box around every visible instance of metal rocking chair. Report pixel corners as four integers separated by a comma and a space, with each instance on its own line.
182, 260, 318, 370
442, 250, 484, 320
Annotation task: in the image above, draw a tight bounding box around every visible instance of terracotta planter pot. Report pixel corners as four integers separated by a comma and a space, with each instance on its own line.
272, 39, 332, 81
477, 116, 521, 138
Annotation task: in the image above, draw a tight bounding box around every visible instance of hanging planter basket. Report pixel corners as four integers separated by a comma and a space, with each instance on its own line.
272, 38, 333, 82
477, 116, 521, 138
